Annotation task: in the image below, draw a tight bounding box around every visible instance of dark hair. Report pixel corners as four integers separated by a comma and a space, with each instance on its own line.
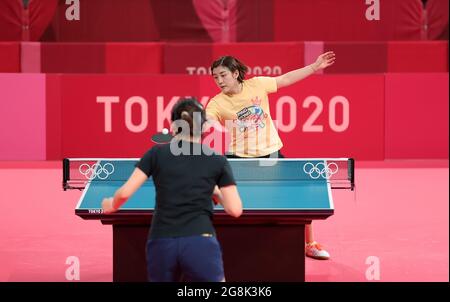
210, 56, 248, 83
171, 98, 206, 137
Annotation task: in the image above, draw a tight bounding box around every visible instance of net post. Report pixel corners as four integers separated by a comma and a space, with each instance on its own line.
348, 158, 355, 191
63, 158, 70, 191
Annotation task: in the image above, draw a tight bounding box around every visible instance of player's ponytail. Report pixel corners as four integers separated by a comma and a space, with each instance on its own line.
171, 98, 206, 138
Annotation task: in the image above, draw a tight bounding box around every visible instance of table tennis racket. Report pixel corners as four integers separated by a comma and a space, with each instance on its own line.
151, 129, 173, 144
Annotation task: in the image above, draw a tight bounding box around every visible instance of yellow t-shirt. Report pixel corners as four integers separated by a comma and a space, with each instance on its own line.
206, 76, 283, 157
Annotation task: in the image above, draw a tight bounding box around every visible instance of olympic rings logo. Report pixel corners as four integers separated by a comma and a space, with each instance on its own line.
79, 163, 115, 180
303, 162, 338, 179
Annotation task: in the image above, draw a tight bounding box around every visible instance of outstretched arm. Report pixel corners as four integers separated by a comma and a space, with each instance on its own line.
275, 51, 336, 89
102, 168, 149, 214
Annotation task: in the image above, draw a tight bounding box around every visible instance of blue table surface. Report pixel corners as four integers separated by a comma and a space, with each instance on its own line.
76, 159, 334, 211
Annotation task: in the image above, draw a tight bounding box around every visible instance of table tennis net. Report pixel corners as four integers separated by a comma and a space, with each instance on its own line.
63, 158, 354, 190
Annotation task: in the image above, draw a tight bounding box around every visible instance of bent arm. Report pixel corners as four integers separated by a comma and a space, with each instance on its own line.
102, 168, 149, 214
214, 185, 243, 218
205, 114, 227, 133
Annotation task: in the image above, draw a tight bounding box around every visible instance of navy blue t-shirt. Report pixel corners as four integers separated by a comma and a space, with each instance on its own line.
136, 141, 236, 239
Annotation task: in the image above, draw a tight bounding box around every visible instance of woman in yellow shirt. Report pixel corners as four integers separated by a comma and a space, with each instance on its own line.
206, 53, 335, 259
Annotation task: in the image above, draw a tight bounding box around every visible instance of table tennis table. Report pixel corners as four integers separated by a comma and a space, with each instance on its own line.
64, 158, 354, 282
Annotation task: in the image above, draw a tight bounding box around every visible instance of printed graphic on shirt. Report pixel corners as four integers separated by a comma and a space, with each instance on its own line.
234, 97, 268, 132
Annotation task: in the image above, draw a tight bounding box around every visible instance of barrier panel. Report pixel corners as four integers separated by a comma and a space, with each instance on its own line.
385, 73, 449, 158
0, 42, 20, 72
0, 74, 46, 160
387, 41, 448, 72
54, 74, 385, 160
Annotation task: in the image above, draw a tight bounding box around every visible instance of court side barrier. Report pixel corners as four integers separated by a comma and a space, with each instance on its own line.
1, 41, 448, 74
0, 73, 447, 160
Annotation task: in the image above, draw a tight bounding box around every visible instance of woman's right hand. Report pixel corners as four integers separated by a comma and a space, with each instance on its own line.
102, 197, 117, 214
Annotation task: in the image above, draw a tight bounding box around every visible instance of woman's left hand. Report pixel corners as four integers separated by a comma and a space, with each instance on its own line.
313, 51, 336, 71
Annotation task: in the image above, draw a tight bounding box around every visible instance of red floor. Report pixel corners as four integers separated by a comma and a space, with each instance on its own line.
0, 160, 448, 282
